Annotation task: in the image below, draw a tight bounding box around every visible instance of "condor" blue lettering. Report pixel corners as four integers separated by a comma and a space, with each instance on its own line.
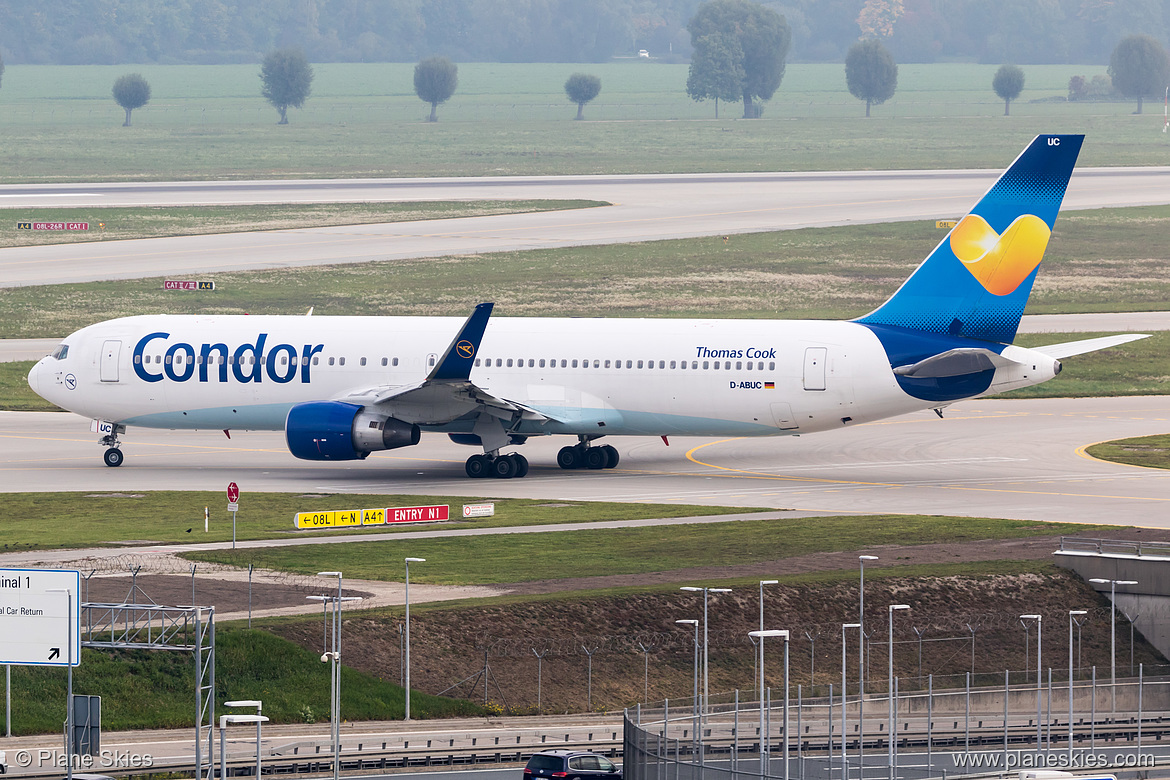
132, 333, 323, 385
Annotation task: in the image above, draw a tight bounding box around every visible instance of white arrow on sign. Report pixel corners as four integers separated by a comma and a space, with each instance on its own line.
0, 568, 80, 667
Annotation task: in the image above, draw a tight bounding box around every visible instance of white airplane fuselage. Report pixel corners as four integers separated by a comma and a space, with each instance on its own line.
28, 313, 1056, 440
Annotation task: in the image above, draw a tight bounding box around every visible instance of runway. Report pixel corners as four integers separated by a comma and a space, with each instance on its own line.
4, 396, 1168, 526
3, 167, 1170, 286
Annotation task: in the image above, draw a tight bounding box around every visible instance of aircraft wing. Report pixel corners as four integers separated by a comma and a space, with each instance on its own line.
1030, 333, 1150, 359
332, 302, 563, 426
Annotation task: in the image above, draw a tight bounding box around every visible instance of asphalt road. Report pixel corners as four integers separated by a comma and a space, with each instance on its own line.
3, 395, 1168, 526
3, 167, 1170, 286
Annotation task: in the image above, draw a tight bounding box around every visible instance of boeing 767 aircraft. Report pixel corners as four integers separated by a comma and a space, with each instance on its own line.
27, 134, 1146, 479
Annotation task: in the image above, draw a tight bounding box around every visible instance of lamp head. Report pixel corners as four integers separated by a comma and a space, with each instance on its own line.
1021, 614, 1042, 621
317, 571, 342, 578
843, 623, 861, 629
405, 557, 426, 563
760, 580, 778, 586
889, 604, 910, 611
1118, 580, 1138, 585
710, 588, 732, 593
1069, 610, 1088, 616
675, 619, 698, 626
859, 555, 878, 561
679, 586, 701, 592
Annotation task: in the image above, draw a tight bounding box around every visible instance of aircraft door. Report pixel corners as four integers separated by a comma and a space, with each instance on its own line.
100, 340, 121, 383
426, 353, 438, 372
803, 347, 827, 391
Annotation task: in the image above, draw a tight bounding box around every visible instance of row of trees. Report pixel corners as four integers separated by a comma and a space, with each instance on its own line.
107, 50, 607, 125
684, 0, 1170, 119
1, 0, 1169, 66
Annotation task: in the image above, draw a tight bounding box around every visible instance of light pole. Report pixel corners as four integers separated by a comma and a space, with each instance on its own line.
750, 630, 789, 779
404, 558, 425, 721
675, 620, 699, 762
223, 702, 267, 780
887, 604, 909, 780
1089, 578, 1137, 712
680, 586, 731, 719
858, 555, 877, 777
759, 580, 778, 698
316, 571, 360, 780
1021, 614, 1042, 752
47, 588, 74, 780
842, 623, 861, 780
1068, 610, 1087, 762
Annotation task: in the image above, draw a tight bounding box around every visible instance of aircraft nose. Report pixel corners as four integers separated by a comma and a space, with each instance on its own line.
27, 360, 42, 394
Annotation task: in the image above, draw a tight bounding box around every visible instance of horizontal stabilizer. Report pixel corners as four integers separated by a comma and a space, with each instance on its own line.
1030, 333, 1150, 359
893, 348, 1018, 378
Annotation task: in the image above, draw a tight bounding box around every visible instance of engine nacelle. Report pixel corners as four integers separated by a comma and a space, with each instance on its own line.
286, 401, 420, 461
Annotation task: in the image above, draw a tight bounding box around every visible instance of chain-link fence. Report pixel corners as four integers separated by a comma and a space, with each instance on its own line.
625, 669, 1170, 780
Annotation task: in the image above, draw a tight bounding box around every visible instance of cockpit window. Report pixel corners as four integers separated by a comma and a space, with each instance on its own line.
50, 344, 69, 360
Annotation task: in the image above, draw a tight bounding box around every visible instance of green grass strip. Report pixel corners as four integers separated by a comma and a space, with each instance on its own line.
0, 200, 606, 248
4, 204, 1170, 338
0, 492, 761, 552
7, 628, 479, 735
1086, 434, 1170, 470
184, 514, 1103, 586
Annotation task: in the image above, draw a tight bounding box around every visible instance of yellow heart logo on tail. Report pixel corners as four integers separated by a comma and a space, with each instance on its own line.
949, 213, 1051, 296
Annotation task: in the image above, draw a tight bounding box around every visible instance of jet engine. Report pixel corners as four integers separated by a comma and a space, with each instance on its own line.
285, 401, 420, 461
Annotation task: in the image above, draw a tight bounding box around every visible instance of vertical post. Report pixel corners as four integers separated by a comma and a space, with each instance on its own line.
5, 663, 10, 738
219, 724, 225, 780
734, 689, 739, 773
66, 589, 73, 780
1091, 666, 1096, 750
1069, 610, 1086, 764
783, 637, 790, 780
232, 508, 237, 549
842, 630, 847, 780
887, 605, 909, 780
928, 674, 933, 778
1046, 667, 1052, 753
191, 565, 197, 607
248, 564, 253, 629
1137, 663, 1143, 762
1003, 670, 1009, 772
965, 672, 970, 754
858, 555, 877, 780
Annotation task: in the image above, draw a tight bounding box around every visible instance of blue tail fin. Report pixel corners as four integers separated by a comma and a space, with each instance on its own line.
855, 134, 1083, 344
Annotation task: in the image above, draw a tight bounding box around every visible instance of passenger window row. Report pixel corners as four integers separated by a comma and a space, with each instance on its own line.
475, 357, 777, 371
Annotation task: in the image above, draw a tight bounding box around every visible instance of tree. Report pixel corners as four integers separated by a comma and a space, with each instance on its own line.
992, 64, 1025, 116
564, 73, 602, 120
845, 39, 897, 117
260, 48, 313, 125
686, 32, 744, 117
112, 73, 151, 127
687, 0, 791, 119
1109, 34, 1170, 114
414, 57, 458, 122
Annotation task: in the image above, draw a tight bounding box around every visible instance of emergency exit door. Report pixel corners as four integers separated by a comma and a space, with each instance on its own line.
100, 340, 121, 383
803, 347, 827, 391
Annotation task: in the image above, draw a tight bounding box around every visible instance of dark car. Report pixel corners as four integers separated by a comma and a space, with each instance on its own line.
523, 750, 622, 780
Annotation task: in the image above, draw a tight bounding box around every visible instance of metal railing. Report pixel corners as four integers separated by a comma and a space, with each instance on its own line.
625, 669, 1170, 780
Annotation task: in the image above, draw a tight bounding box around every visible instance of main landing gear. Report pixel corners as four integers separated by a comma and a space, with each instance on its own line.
557, 441, 619, 470
465, 452, 529, 479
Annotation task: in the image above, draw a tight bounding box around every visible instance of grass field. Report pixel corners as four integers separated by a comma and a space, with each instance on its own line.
183, 514, 1100, 585
0, 63, 1167, 182
1086, 434, 1170, 469
9, 628, 477, 735
0, 200, 604, 247
0, 492, 759, 551
4, 204, 1170, 338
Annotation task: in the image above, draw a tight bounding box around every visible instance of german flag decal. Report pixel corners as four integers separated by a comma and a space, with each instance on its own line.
764, 381, 775, 389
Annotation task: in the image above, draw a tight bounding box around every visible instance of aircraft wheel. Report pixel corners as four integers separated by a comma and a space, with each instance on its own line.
557, 446, 581, 470
584, 447, 608, 470
602, 445, 620, 469
492, 454, 517, 479
465, 454, 490, 478
103, 448, 124, 468
511, 453, 529, 478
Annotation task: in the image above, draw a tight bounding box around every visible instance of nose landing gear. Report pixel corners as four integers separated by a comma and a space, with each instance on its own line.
98, 424, 127, 467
